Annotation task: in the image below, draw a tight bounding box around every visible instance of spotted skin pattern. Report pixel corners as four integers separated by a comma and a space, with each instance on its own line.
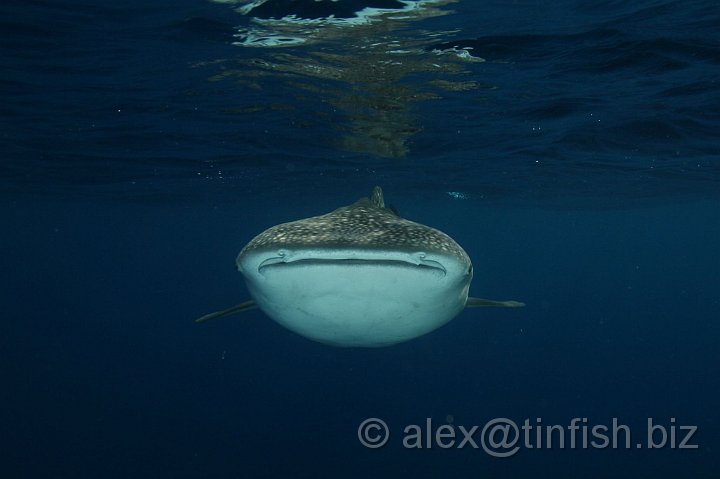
238, 186, 470, 264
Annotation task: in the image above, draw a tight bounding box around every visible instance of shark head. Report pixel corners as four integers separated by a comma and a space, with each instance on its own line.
236, 186, 474, 347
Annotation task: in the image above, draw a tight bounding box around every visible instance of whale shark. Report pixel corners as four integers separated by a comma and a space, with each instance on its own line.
196, 186, 524, 347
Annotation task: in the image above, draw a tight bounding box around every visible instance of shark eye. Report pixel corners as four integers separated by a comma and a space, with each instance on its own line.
468, 265, 473, 275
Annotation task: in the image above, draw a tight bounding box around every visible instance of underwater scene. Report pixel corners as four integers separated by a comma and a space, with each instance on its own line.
2, 0, 719, 477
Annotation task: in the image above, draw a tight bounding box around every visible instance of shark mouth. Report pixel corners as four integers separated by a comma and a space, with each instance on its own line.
256, 250, 448, 275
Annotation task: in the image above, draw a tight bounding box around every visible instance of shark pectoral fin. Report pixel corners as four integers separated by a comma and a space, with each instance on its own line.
466, 297, 526, 308
195, 300, 258, 323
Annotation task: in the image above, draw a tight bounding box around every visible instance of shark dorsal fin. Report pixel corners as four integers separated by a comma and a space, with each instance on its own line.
370, 186, 385, 208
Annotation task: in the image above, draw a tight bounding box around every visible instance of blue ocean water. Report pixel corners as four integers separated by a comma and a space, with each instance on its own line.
2, 0, 719, 477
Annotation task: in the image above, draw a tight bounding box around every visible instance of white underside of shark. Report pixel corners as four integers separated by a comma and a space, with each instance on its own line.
240, 248, 470, 347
